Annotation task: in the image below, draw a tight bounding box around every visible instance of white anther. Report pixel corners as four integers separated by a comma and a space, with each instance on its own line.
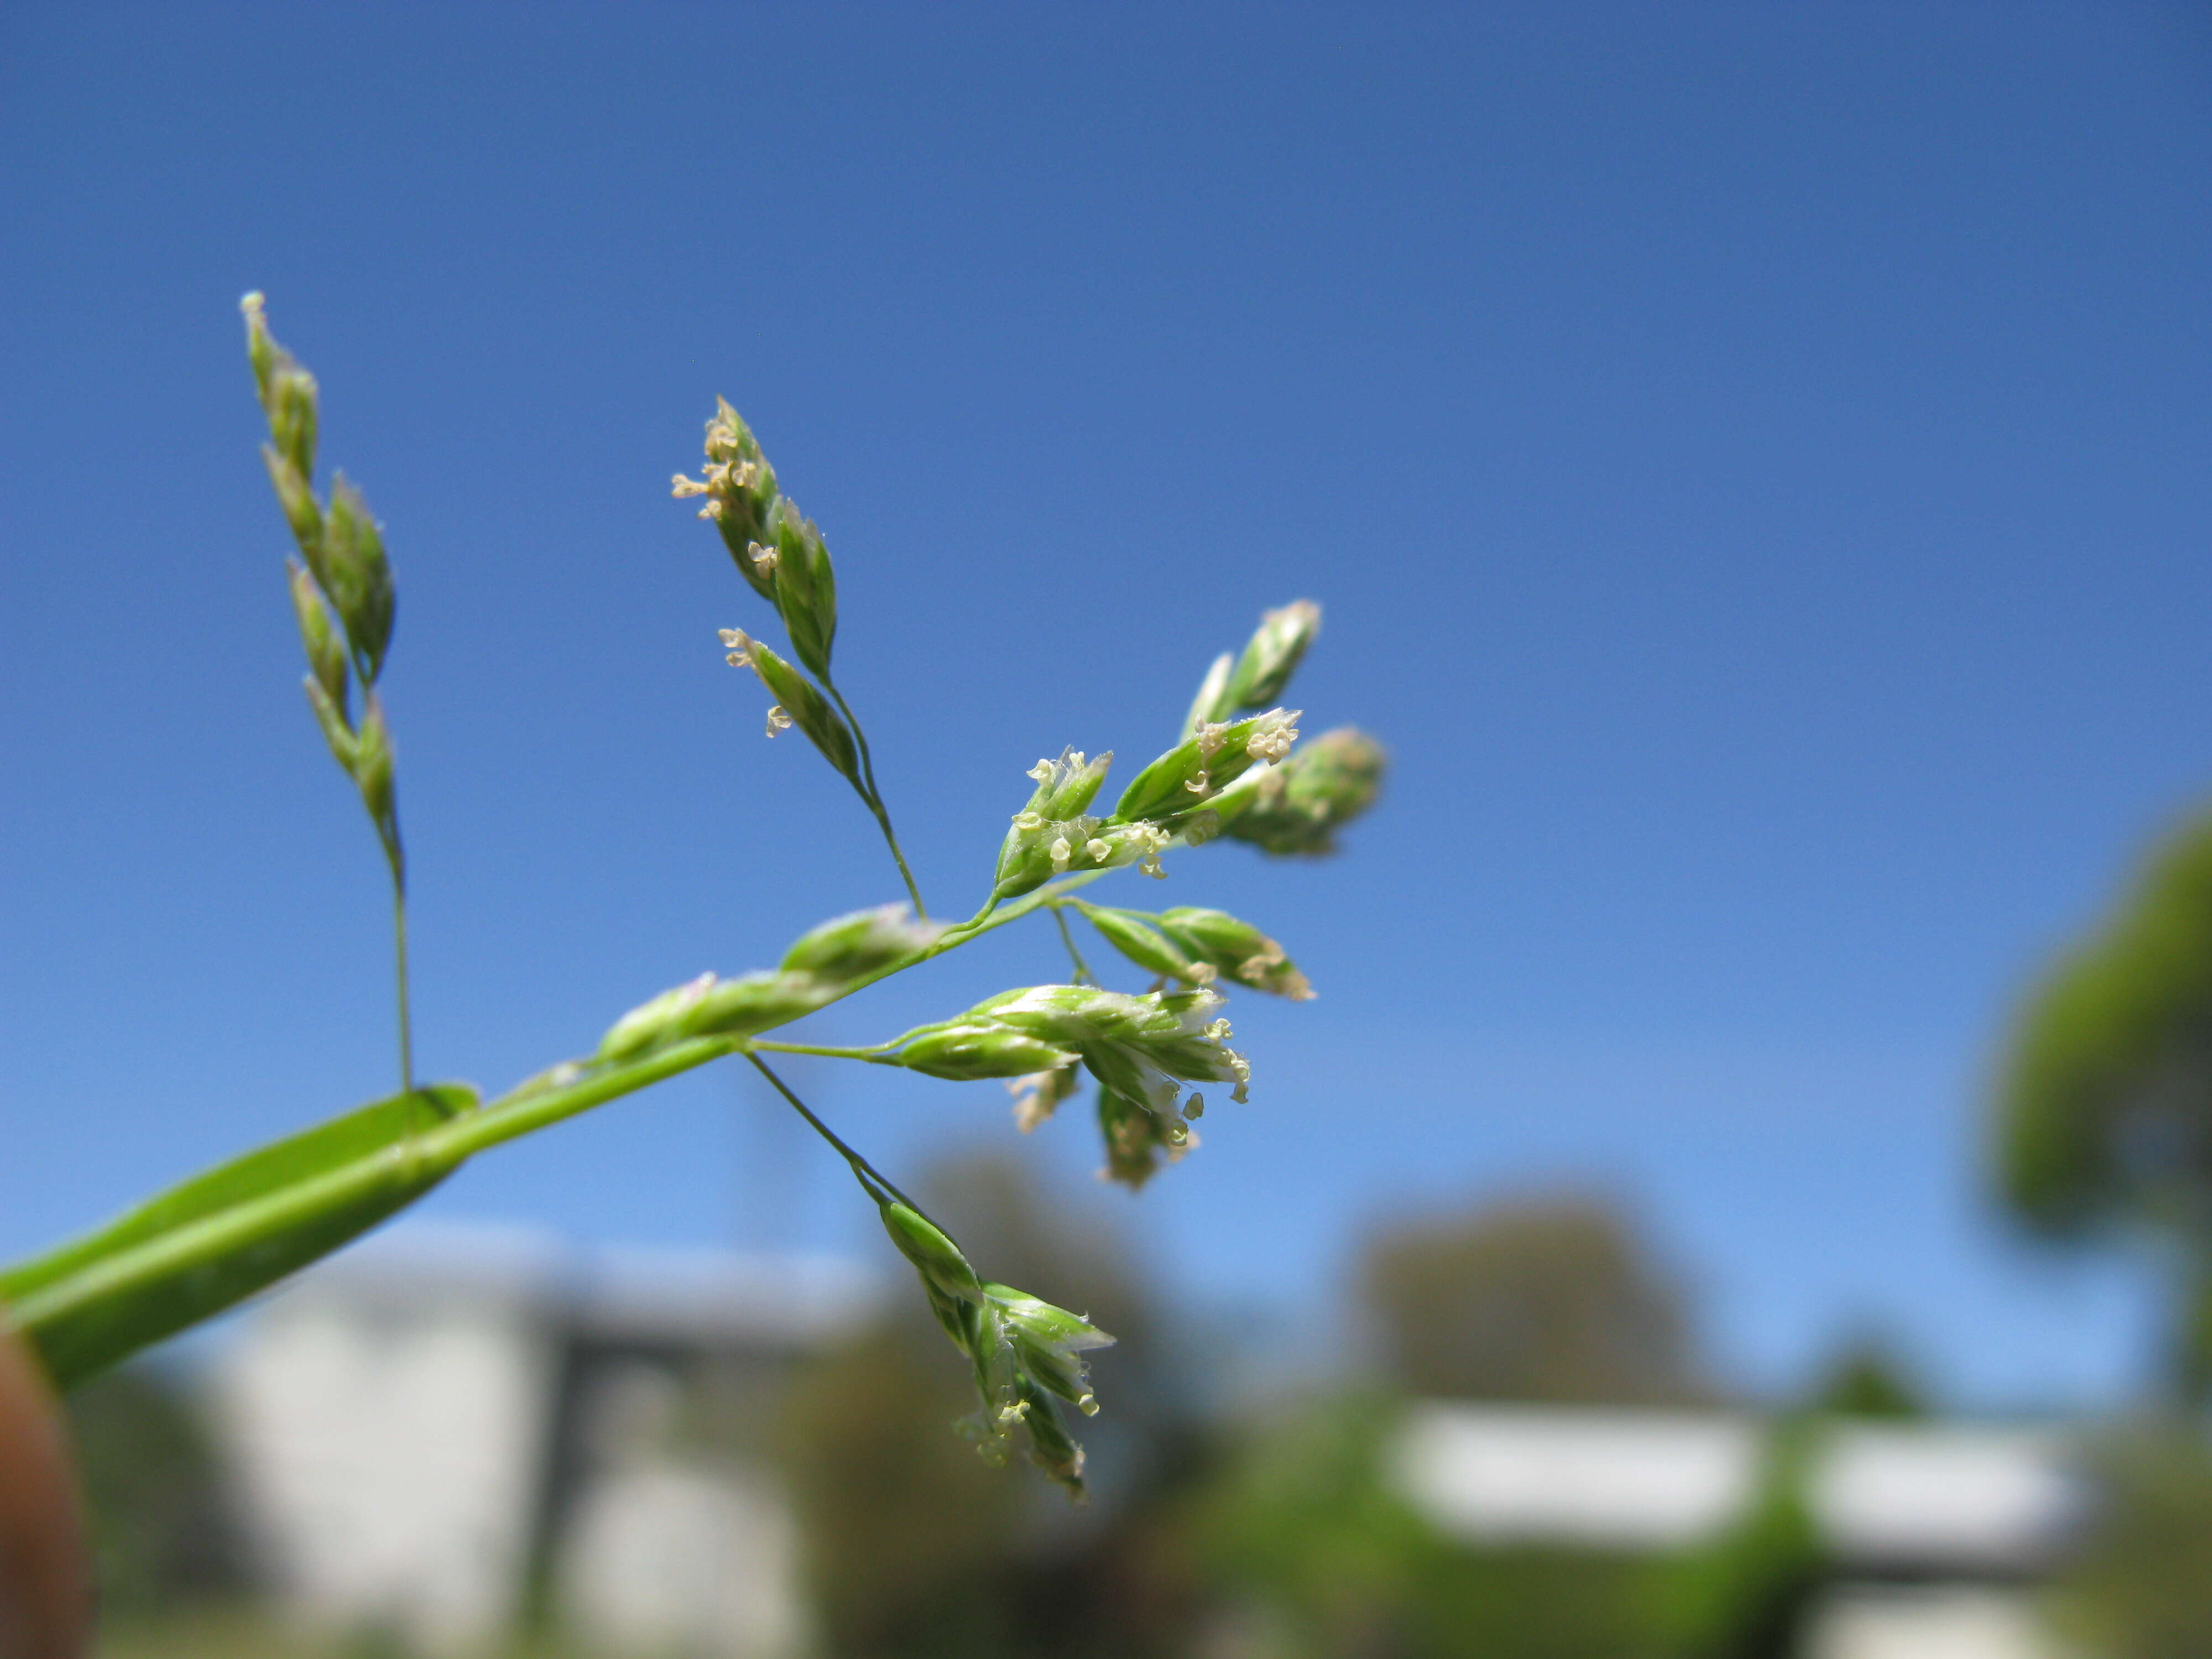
1240, 946, 1285, 982
765, 705, 792, 737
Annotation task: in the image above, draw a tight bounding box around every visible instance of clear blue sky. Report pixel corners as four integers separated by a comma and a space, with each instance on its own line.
6, 2, 2210, 1411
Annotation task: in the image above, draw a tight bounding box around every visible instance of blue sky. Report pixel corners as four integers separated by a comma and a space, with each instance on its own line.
5, 2, 2210, 1410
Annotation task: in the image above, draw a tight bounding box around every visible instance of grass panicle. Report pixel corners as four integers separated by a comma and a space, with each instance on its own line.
0, 307, 1387, 1499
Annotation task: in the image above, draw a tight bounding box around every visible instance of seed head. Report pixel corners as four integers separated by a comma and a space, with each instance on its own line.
988, 1281, 1114, 1417
915, 984, 1251, 1185
990, 749, 1123, 899
288, 560, 348, 711
596, 967, 842, 1062
1008, 1065, 1081, 1132
780, 902, 946, 982
1182, 601, 1322, 732
764, 500, 839, 679
317, 476, 396, 684
1072, 901, 1215, 986
1154, 906, 1315, 1000
896, 1021, 1082, 1081
1217, 726, 1388, 856
676, 398, 782, 597
351, 695, 397, 824
737, 636, 860, 784
1223, 600, 1321, 711
874, 1198, 1112, 1496
992, 815, 1172, 901
241, 292, 320, 481
1109, 708, 1301, 829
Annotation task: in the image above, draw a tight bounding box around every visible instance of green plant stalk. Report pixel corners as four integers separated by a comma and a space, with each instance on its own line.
748, 1040, 904, 1065
1052, 904, 1097, 985
366, 870, 1104, 1152
824, 677, 925, 918
745, 1053, 917, 1211
383, 827, 413, 1094
0, 869, 1109, 1387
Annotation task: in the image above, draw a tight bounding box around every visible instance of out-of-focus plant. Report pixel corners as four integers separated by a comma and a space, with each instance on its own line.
2047, 1422, 2212, 1659
1648, 1417, 1824, 1659
62, 1368, 240, 1619
1189, 1392, 1677, 1659
1803, 1334, 1927, 1422
1191, 1393, 1438, 1659
1993, 813, 2212, 1404
0, 298, 1386, 1498
1361, 1193, 1707, 1406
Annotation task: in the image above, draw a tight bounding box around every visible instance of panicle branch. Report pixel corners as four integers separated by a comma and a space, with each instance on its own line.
241, 293, 414, 1091
680, 401, 923, 914
6, 317, 1392, 1512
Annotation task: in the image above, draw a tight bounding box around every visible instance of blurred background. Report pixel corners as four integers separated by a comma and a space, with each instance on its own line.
6, 2, 2212, 1655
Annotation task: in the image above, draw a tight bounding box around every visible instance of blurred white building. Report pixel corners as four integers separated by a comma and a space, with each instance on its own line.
213, 1223, 879, 1658
1391, 1402, 2089, 1659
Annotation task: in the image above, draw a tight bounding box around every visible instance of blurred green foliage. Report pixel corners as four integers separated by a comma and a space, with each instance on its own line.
2047, 1421, 2212, 1659
1360, 1193, 1705, 1406
1803, 1336, 1927, 1422
1995, 811, 2212, 1401
1189, 1392, 1674, 1659
1188, 1393, 1835, 1659
77, 1178, 2085, 1659
66, 1364, 241, 1618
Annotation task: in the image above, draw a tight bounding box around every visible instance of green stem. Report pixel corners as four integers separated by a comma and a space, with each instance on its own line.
461, 871, 1109, 1139
0, 867, 1126, 1386
868, 796, 927, 920
441, 1035, 740, 1160
825, 680, 926, 919
748, 1039, 904, 1065
1051, 904, 1097, 985
745, 1052, 918, 1211
381, 821, 414, 1094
